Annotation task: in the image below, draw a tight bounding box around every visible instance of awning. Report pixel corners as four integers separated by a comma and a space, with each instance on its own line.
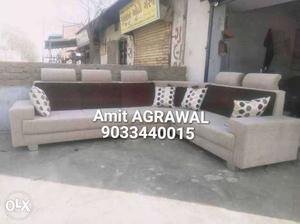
44, 38, 77, 49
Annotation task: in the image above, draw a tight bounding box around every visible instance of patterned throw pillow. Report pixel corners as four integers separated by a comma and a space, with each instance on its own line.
153, 86, 176, 108
231, 97, 271, 118
181, 87, 207, 111
29, 86, 51, 117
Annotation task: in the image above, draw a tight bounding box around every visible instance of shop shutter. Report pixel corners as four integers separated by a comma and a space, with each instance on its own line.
133, 21, 172, 65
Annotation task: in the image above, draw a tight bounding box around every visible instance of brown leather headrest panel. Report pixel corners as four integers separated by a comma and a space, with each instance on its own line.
35, 83, 82, 110
201, 84, 276, 117
35, 82, 155, 110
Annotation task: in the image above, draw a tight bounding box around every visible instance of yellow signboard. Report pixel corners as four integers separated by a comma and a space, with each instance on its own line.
120, 0, 160, 34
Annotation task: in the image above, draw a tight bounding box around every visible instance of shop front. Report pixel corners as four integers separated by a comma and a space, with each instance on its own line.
120, 0, 172, 66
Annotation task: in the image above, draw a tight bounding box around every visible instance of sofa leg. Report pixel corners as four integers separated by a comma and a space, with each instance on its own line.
226, 161, 237, 171
28, 145, 38, 151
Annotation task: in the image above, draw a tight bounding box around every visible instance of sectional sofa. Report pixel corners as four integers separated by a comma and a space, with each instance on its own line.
9, 69, 300, 170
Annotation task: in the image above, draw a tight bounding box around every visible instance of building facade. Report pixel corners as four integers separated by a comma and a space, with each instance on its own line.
88, 0, 211, 82
75, 0, 219, 82
98, 0, 174, 66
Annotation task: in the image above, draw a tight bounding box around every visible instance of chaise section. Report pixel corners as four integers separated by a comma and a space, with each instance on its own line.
175, 110, 235, 154
229, 116, 300, 169
192, 112, 235, 150
9, 100, 35, 147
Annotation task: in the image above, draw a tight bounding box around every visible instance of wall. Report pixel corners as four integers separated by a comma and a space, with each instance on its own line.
100, 24, 122, 65
127, 35, 135, 65
0, 62, 186, 132
184, 0, 210, 82
228, 0, 296, 12
207, 5, 227, 82
225, 3, 298, 78
100, 24, 135, 65
99, 0, 189, 67
170, 0, 188, 66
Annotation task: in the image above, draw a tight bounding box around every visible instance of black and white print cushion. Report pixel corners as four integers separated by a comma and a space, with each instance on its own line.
29, 86, 51, 117
181, 87, 207, 111
231, 97, 271, 118
153, 86, 176, 108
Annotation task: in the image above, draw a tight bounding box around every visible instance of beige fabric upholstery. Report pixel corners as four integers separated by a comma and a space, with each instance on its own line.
24, 129, 102, 146
23, 108, 127, 135
9, 100, 35, 147
41, 68, 76, 81
242, 73, 281, 90
190, 135, 233, 161
23, 123, 168, 146
193, 112, 234, 150
176, 110, 234, 149
229, 116, 300, 169
81, 69, 112, 82
272, 90, 285, 116
121, 70, 148, 82
215, 72, 245, 86
23, 110, 92, 134
23, 107, 169, 135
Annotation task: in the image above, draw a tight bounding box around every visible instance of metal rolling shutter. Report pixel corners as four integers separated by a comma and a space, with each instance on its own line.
133, 21, 172, 65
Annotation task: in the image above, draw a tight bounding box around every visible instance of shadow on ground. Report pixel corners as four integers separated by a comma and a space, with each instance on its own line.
0, 133, 299, 221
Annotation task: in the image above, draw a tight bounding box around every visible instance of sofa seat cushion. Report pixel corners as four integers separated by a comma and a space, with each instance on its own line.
175, 110, 235, 150
23, 108, 127, 135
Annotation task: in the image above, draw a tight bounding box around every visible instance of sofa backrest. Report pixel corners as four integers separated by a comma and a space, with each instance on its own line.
242, 73, 281, 90
34, 81, 284, 116
41, 68, 76, 81
121, 70, 148, 82
81, 69, 112, 82
214, 72, 245, 86
34, 82, 154, 111
201, 84, 284, 117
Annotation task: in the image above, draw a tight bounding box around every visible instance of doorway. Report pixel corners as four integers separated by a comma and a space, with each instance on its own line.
208, 0, 300, 116
119, 38, 127, 65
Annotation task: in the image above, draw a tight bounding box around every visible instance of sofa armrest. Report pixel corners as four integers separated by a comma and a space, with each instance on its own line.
9, 100, 35, 147
229, 116, 300, 169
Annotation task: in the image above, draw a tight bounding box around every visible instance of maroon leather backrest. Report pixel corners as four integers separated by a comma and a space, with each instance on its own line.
81, 83, 122, 109
121, 83, 155, 107
35, 82, 155, 111
201, 84, 276, 117
35, 83, 82, 110
174, 87, 187, 107
34, 82, 276, 117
